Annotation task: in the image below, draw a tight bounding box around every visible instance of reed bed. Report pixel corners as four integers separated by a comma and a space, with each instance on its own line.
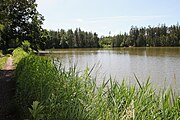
14, 49, 180, 120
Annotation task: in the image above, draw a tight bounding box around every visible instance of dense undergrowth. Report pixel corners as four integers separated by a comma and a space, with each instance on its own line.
14, 48, 180, 120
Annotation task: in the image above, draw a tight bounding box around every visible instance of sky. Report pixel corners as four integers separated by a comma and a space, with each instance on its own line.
36, 0, 180, 36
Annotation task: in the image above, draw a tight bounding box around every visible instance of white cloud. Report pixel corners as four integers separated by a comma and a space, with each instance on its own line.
73, 15, 167, 23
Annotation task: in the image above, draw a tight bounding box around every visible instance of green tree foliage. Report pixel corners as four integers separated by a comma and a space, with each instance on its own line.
44, 28, 100, 49
0, 24, 4, 48
0, 0, 44, 52
66, 29, 74, 48
21, 40, 32, 53
100, 23, 180, 47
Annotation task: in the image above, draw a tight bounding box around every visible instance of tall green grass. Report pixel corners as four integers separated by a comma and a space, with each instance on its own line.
15, 55, 60, 119
14, 49, 180, 120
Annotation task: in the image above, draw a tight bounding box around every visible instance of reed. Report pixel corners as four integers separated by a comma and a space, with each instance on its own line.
14, 48, 180, 120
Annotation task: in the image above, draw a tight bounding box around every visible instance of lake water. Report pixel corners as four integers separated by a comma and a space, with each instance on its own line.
48, 47, 180, 92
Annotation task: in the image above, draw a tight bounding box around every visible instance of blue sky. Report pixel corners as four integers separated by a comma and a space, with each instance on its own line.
36, 0, 180, 36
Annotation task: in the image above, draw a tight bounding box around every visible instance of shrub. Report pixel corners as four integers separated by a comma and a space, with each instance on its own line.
21, 40, 32, 53
12, 47, 28, 65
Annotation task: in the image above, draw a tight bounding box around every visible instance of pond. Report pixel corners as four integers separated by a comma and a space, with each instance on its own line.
47, 47, 180, 92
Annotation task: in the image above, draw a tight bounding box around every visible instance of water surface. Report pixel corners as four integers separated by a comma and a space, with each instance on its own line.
48, 47, 180, 92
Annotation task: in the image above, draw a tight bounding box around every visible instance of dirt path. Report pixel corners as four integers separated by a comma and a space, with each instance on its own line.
0, 55, 19, 120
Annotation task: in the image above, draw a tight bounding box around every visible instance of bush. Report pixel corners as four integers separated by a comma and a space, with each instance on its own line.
21, 40, 32, 53
12, 47, 28, 65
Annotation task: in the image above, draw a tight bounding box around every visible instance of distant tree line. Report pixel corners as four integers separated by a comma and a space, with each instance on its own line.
101, 24, 180, 47
44, 28, 99, 49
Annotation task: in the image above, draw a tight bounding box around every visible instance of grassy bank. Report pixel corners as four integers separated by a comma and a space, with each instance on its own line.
14, 48, 180, 120
0, 51, 9, 69
0, 56, 8, 69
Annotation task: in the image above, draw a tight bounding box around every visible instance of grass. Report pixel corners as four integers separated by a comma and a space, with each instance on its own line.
15, 55, 60, 119
12, 47, 29, 66
0, 52, 9, 69
14, 48, 180, 120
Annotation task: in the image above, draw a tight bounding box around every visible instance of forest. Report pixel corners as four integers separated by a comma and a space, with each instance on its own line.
43, 24, 180, 49
0, 0, 180, 53
44, 28, 99, 49
102, 24, 180, 47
